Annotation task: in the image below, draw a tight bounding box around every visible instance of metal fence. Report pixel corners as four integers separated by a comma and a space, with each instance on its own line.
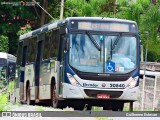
131, 73, 160, 111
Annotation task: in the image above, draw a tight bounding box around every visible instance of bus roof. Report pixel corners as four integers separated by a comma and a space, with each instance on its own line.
66, 17, 137, 24
19, 17, 137, 40
0, 52, 16, 62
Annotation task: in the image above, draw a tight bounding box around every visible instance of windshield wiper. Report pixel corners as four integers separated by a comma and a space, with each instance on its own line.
112, 34, 121, 50
110, 39, 112, 60
108, 34, 121, 60
86, 31, 101, 51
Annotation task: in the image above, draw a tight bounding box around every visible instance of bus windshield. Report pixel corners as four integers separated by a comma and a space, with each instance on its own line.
0, 66, 7, 79
69, 33, 137, 73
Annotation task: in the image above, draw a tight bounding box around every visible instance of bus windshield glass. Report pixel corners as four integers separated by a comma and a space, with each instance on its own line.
0, 58, 7, 79
0, 66, 7, 79
69, 33, 137, 73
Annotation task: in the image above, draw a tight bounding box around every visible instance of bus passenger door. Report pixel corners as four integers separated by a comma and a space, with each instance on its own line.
20, 45, 27, 101
40, 32, 52, 99
59, 35, 66, 95
35, 35, 43, 102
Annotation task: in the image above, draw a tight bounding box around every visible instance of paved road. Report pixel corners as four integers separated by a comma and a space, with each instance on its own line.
0, 117, 97, 120
2, 104, 97, 120
2, 104, 159, 120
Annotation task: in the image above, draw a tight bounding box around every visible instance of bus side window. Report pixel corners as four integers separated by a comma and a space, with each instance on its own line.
26, 39, 31, 64
27, 37, 37, 63
43, 32, 51, 60
8, 62, 16, 79
50, 29, 59, 58
1, 69, 6, 78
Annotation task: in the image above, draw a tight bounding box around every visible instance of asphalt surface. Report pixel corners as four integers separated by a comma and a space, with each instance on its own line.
1, 104, 97, 120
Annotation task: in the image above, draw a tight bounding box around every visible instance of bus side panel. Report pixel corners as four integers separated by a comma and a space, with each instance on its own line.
39, 59, 51, 99
38, 60, 60, 99
39, 85, 50, 99
24, 64, 35, 100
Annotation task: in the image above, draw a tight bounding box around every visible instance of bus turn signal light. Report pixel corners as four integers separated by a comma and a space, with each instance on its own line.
128, 76, 138, 89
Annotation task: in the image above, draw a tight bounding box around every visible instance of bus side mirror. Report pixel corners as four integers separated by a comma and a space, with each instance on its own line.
140, 40, 143, 62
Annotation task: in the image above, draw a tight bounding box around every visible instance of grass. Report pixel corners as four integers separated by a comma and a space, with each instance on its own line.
92, 106, 103, 111
96, 117, 113, 120
16, 102, 22, 107
8, 81, 15, 93
0, 94, 9, 111
35, 106, 45, 111
0, 80, 15, 111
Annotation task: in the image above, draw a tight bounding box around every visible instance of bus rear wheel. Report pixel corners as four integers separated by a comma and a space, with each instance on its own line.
26, 87, 34, 105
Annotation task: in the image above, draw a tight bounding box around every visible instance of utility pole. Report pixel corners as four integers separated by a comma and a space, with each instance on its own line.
60, 0, 64, 20
113, 0, 116, 18
141, 44, 144, 62
141, 31, 149, 111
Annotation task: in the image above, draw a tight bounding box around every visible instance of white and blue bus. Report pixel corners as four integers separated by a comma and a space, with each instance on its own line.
0, 52, 16, 94
0, 52, 16, 82
16, 17, 140, 111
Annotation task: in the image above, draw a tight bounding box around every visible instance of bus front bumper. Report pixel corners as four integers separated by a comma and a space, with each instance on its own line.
62, 83, 139, 101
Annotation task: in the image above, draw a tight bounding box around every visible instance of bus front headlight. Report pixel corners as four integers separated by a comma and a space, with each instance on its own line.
128, 76, 138, 89
67, 73, 81, 86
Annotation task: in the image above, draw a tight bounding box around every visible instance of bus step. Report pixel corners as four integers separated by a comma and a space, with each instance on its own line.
20, 101, 27, 104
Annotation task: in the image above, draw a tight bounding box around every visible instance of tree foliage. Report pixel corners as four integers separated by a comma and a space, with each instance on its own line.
0, 35, 9, 52
64, 0, 107, 17
116, 0, 160, 62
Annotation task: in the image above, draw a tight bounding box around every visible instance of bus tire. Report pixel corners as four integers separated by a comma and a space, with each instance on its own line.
8, 93, 10, 102
112, 102, 124, 111
14, 97, 16, 104
72, 102, 85, 110
27, 87, 35, 105
103, 103, 112, 110
51, 84, 63, 109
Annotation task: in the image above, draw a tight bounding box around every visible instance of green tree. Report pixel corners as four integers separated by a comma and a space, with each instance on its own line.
140, 2, 160, 62
0, 0, 59, 55
116, 0, 150, 25
0, 0, 36, 54
116, 0, 160, 62
0, 35, 9, 52
64, 0, 108, 17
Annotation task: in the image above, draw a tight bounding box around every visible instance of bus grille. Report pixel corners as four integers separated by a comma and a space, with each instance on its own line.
84, 89, 123, 98
78, 75, 129, 81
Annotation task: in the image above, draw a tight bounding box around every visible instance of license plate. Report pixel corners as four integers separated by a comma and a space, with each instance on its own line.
97, 94, 110, 99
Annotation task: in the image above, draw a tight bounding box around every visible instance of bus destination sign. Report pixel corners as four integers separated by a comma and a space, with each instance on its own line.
78, 22, 130, 32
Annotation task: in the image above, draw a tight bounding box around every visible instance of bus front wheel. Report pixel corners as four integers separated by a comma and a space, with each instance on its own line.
112, 101, 124, 111
51, 84, 63, 109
